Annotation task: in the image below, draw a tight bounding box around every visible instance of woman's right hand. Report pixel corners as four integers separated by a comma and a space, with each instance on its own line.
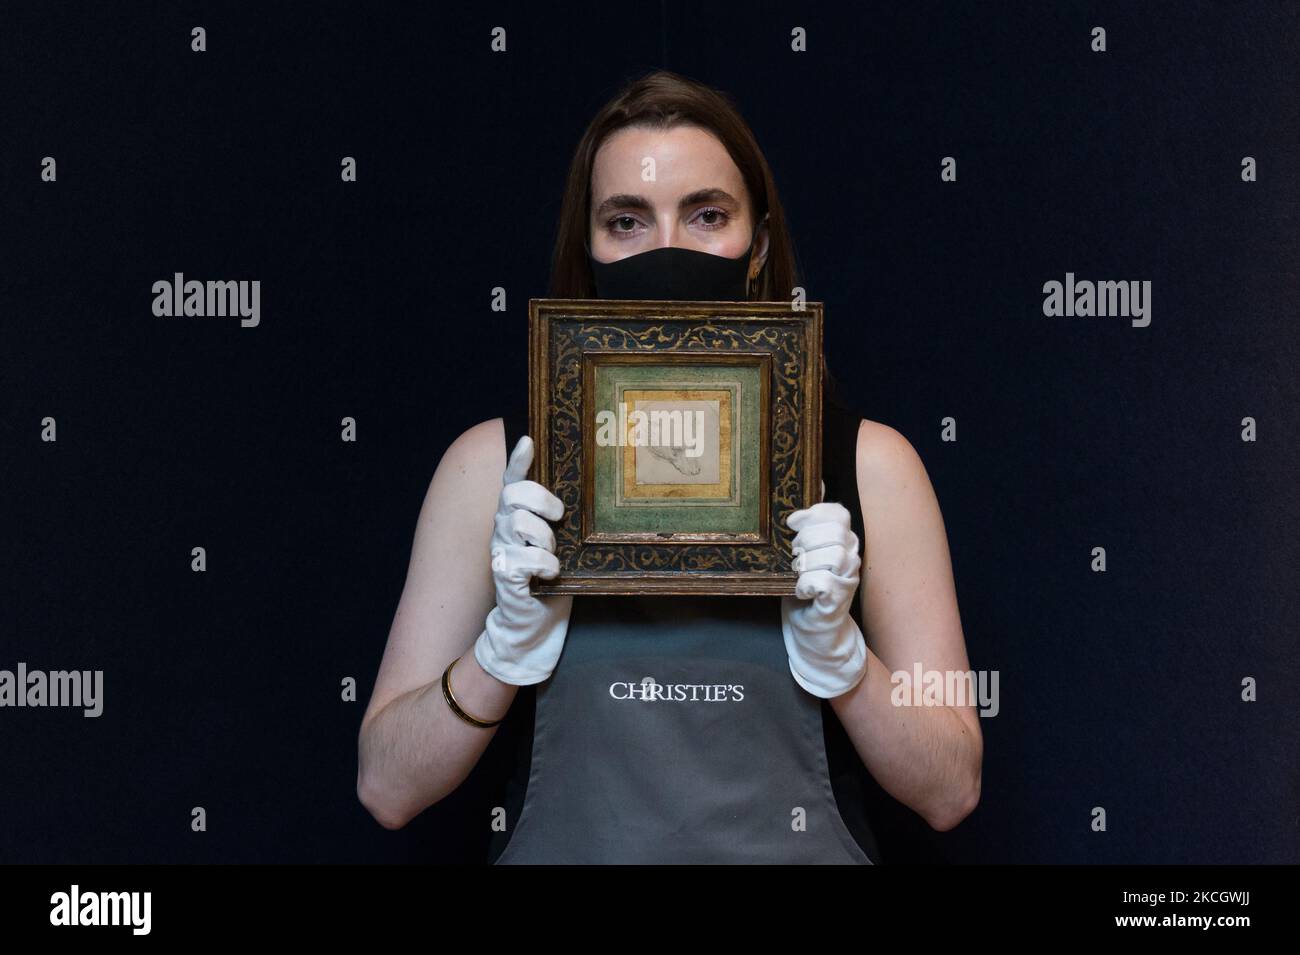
472, 435, 574, 685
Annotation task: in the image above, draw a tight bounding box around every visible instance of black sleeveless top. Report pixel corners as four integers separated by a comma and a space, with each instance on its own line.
481, 371, 883, 863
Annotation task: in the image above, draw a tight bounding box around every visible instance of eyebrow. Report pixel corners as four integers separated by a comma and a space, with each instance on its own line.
592, 188, 741, 219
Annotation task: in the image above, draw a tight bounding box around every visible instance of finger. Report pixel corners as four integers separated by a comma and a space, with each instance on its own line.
502, 435, 535, 485
794, 567, 835, 601
500, 479, 564, 522
794, 567, 855, 603
494, 544, 561, 583
504, 546, 560, 580
787, 501, 850, 532
794, 543, 855, 576
531, 552, 562, 580
819, 479, 826, 504
498, 508, 557, 551
792, 521, 854, 556
802, 535, 860, 575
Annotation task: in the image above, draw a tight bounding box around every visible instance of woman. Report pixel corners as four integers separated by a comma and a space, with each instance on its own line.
357, 70, 982, 863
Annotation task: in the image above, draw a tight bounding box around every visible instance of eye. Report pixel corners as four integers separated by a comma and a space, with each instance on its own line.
691, 206, 729, 229
605, 214, 645, 238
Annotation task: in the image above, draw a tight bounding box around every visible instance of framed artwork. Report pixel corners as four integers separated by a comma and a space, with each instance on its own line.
528, 298, 823, 595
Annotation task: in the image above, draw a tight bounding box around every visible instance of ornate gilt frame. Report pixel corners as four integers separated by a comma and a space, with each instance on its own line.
528, 298, 823, 595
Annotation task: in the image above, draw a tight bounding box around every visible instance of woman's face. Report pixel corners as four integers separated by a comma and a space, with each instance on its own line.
589, 123, 768, 273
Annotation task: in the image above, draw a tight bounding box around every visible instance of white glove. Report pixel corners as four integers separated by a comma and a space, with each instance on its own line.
472, 435, 574, 686
780, 499, 869, 698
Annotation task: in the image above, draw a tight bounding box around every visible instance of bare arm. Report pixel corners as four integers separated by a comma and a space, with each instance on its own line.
356, 417, 512, 830
829, 420, 983, 831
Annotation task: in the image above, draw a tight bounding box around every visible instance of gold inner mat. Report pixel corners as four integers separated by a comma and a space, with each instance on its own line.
621, 388, 732, 500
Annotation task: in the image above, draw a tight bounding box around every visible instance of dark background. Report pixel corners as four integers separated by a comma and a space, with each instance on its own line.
2, 1, 1297, 864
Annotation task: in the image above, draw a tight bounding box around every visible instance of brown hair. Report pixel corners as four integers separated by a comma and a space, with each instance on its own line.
548, 70, 800, 301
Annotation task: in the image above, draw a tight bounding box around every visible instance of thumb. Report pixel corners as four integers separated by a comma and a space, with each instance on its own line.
503, 435, 534, 485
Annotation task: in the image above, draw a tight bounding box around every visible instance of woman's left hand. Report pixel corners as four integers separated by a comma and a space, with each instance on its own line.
780, 497, 869, 698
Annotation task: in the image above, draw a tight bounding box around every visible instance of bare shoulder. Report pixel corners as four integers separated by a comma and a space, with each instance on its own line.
425, 418, 508, 496
409, 417, 508, 543
853, 418, 931, 494
439, 417, 507, 478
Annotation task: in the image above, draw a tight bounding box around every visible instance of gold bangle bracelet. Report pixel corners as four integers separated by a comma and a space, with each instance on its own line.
442, 654, 503, 728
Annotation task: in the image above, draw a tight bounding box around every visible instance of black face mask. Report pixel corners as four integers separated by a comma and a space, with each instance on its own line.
587, 219, 765, 301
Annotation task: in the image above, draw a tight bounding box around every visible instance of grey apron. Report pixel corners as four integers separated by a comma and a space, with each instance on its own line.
493, 592, 873, 864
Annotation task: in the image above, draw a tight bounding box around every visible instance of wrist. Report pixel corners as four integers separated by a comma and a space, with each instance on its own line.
785, 614, 868, 699
443, 649, 515, 726
473, 624, 555, 687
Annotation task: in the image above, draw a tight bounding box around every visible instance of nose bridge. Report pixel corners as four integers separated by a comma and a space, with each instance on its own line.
653, 210, 679, 248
